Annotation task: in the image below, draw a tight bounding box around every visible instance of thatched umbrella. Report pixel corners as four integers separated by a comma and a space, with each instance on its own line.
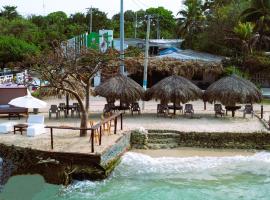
94, 74, 144, 103
204, 74, 262, 106
145, 75, 203, 114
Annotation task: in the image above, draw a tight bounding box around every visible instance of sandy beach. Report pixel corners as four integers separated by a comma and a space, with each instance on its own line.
132, 148, 257, 157
0, 96, 269, 154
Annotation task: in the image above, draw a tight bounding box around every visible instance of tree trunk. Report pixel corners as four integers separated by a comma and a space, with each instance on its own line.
80, 110, 88, 137
81, 84, 90, 137
85, 84, 90, 111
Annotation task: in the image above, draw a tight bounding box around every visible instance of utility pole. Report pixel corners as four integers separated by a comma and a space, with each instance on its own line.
156, 15, 160, 39
86, 7, 93, 33
120, 0, 125, 74
134, 11, 137, 38
42, 0, 46, 15
142, 15, 151, 109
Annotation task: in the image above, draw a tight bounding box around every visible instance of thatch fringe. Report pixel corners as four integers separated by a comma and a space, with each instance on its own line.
123, 57, 224, 78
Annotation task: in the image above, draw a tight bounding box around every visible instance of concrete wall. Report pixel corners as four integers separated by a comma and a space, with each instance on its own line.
100, 132, 131, 168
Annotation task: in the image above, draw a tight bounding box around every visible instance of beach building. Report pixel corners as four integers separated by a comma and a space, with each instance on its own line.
0, 68, 28, 85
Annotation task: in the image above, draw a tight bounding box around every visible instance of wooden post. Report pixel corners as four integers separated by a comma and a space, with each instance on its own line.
99, 127, 102, 145
91, 129, 94, 153
114, 117, 117, 134
261, 105, 264, 119
50, 127, 53, 150
66, 93, 70, 116
204, 101, 206, 110
120, 113, 123, 130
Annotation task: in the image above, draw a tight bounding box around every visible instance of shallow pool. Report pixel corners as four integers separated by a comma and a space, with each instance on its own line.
2, 152, 270, 200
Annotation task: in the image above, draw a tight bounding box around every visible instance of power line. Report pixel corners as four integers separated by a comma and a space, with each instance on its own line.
131, 0, 145, 11
137, 0, 151, 8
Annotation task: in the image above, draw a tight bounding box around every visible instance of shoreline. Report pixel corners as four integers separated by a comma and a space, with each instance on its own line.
132, 147, 258, 158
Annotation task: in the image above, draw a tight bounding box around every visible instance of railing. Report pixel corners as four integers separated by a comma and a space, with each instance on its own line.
46, 112, 124, 153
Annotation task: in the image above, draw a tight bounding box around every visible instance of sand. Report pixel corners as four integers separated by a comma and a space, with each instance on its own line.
132, 148, 256, 157
0, 96, 269, 154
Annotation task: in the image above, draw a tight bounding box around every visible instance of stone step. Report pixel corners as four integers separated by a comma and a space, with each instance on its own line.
147, 143, 179, 149
147, 133, 180, 140
147, 138, 179, 144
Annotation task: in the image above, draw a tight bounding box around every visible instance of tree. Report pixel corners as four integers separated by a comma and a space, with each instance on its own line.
241, 0, 270, 50
146, 7, 177, 39
226, 22, 258, 56
111, 10, 137, 38
190, 0, 251, 55
177, 0, 204, 47
27, 47, 118, 136
86, 8, 110, 33
0, 35, 39, 68
0, 6, 20, 20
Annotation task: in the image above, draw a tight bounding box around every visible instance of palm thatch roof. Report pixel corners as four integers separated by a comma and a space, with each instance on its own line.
145, 75, 203, 103
204, 74, 262, 105
124, 57, 224, 78
94, 74, 144, 102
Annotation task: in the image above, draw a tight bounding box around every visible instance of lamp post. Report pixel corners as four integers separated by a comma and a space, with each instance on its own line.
120, 0, 125, 74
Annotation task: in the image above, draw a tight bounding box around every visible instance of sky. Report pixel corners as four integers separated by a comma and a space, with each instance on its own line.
0, 0, 184, 18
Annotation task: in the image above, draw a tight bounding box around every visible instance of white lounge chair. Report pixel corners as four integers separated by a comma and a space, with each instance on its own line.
0, 122, 17, 134
27, 115, 46, 137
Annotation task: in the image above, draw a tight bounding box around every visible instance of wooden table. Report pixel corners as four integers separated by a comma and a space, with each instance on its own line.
225, 106, 241, 117
14, 124, 28, 135
168, 104, 183, 115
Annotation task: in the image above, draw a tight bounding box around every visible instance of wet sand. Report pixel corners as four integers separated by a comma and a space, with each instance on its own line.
132, 147, 258, 157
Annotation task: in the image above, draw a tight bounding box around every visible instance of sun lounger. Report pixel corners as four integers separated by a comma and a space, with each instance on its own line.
243, 104, 254, 118
26, 115, 46, 137
214, 104, 225, 117
131, 102, 141, 115
49, 105, 60, 119
157, 104, 169, 117
0, 121, 17, 134
184, 104, 194, 117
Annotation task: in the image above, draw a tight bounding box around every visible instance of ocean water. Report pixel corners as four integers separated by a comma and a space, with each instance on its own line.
1, 152, 270, 200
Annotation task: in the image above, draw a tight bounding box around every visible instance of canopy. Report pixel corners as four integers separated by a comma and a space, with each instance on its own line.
9, 90, 47, 108
145, 75, 203, 104
204, 74, 262, 105
94, 74, 144, 103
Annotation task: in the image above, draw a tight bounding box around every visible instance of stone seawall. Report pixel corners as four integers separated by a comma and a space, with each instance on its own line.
0, 132, 131, 186
131, 129, 270, 150
100, 132, 131, 175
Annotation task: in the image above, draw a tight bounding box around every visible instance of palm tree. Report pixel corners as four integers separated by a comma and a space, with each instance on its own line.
0, 6, 20, 20
241, 0, 270, 49
177, 0, 204, 36
233, 22, 258, 55
177, 0, 204, 47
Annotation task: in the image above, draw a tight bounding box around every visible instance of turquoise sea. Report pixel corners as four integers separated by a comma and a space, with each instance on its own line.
1, 152, 270, 200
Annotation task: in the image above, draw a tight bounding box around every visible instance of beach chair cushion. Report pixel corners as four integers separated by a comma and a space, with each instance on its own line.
27, 115, 45, 125
26, 115, 46, 137
27, 124, 46, 137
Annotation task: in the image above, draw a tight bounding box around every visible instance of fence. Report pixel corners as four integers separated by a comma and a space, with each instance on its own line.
45, 112, 123, 153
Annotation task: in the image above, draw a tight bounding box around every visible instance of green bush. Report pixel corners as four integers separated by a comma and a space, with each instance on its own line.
224, 65, 249, 79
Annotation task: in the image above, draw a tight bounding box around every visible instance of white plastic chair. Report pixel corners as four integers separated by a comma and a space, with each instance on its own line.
27, 115, 46, 137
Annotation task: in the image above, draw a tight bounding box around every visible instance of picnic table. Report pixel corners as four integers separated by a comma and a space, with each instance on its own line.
168, 104, 183, 115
